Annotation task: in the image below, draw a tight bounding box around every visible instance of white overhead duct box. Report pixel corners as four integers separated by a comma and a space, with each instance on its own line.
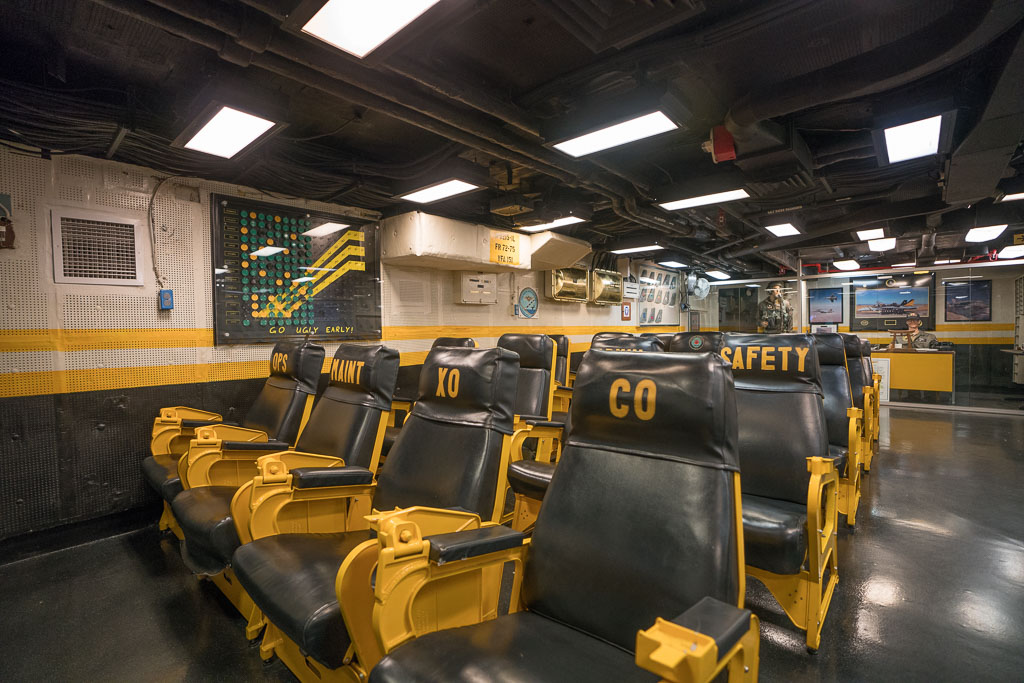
380, 212, 592, 272
381, 212, 531, 272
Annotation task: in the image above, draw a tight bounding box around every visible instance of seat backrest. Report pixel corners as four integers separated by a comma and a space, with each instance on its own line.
373, 347, 519, 520
524, 350, 740, 652
842, 334, 868, 410
591, 331, 633, 344
294, 344, 399, 468
392, 337, 476, 402
497, 333, 555, 419
860, 340, 874, 383
669, 331, 725, 354
590, 336, 664, 352
547, 334, 570, 386
242, 341, 324, 444
640, 332, 676, 349
722, 333, 828, 505
813, 333, 854, 448
432, 337, 477, 348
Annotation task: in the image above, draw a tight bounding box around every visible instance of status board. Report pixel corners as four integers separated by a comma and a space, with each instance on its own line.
211, 193, 381, 344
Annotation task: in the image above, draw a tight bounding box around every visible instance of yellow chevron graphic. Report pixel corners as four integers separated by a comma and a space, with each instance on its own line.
312, 260, 365, 296
309, 230, 363, 269
313, 245, 365, 283
252, 252, 364, 318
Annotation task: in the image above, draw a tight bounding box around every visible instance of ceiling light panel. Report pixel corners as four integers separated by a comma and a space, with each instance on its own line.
998, 245, 1024, 259
892, 262, 916, 267
705, 270, 731, 280
883, 115, 942, 163
868, 237, 896, 251
965, 225, 1007, 243
834, 260, 861, 271
400, 179, 480, 203
857, 228, 886, 241
658, 188, 749, 211
519, 216, 585, 232
1000, 192, 1024, 202
765, 223, 800, 237
553, 111, 678, 157
610, 245, 664, 254
183, 106, 276, 158
301, 0, 441, 58
658, 261, 687, 268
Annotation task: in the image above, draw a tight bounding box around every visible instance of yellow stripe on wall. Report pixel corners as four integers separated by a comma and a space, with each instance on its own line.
0, 328, 214, 352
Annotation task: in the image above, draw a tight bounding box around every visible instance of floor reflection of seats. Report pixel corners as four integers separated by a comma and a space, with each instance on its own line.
2, 406, 1023, 681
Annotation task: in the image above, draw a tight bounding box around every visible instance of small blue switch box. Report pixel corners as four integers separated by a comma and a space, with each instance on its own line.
158, 289, 174, 310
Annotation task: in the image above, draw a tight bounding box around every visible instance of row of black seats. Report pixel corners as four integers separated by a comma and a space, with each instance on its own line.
141, 336, 759, 682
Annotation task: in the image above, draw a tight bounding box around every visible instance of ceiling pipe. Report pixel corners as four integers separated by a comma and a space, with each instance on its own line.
724, 0, 1022, 144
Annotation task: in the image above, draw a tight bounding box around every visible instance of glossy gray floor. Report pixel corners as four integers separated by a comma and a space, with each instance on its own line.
0, 407, 1021, 682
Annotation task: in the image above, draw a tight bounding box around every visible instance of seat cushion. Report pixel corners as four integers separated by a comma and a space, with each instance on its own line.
507, 460, 555, 501
827, 444, 849, 477
381, 425, 401, 457
741, 494, 808, 576
233, 531, 375, 669
141, 455, 183, 502
369, 611, 655, 683
171, 486, 240, 574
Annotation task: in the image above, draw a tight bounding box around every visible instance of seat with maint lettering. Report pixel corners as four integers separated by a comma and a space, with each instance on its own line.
721, 333, 839, 652
370, 350, 759, 683
231, 346, 520, 679
171, 344, 399, 576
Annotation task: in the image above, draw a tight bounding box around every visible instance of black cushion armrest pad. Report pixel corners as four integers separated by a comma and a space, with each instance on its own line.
292, 466, 374, 489
221, 440, 290, 451
427, 526, 526, 565
525, 420, 565, 429
671, 596, 751, 657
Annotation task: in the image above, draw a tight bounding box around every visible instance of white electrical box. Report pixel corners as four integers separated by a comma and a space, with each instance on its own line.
456, 271, 498, 304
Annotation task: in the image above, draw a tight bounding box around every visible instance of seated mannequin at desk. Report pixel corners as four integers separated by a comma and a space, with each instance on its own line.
890, 312, 938, 350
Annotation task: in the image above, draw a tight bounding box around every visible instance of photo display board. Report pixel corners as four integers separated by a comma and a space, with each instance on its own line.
635, 262, 681, 326
850, 273, 934, 331
211, 194, 381, 344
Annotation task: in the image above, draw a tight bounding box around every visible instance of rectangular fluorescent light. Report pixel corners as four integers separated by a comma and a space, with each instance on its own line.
868, 237, 896, 251
659, 188, 749, 211
400, 179, 480, 203
965, 224, 1007, 242
301, 0, 441, 58
857, 228, 886, 241
519, 216, 585, 232
291, 276, 315, 283
658, 261, 687, 268
999, 192, 1024, 202
745, 284, 761, 288
883, 115, 942, 163
892, 262, 916, 267
250, 246, 286, 257
303, 222, 349, 237
834, 260, 860, 271
933, 259, 958, 265
553, 111, 678, 157
610, 244, 664, 254
705, 270, 731, 280
183, 106, 276, 159
998, 245, 1024, 259
765, 222, 800, 237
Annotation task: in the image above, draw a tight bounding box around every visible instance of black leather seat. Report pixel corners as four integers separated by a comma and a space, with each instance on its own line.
721, 334, 829, 575
814, 333, 855, 477
547, 334, 569, 386
233, 346, 520, 673
669, 331, 725, 354
640, 332, 675, 349
372, 350, 753, 683
498, 334, 555, 421
507, 460, 554, 501
843, 334, 869, 411
589, 335, 664, 352
142, 341, 323, 504
383, 337, 476, 455
591, 331, 634, 344
172, 344, 399, 575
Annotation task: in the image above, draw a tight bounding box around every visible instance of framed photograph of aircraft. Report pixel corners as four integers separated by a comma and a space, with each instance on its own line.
808, 287, 843, 323
850, 273, 935, 331
944, 279, 991, 321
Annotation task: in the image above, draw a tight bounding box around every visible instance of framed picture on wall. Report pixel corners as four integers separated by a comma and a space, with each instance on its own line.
944, 279, 991, 321
688, 311, 700, 331
808, 288, 843, 323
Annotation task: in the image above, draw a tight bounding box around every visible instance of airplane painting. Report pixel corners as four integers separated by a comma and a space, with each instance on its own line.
855, 286, 930, 318
809, 288, 843, 323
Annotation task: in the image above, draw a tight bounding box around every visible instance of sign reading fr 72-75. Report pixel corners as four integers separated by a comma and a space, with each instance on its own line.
210, 193, 381, 345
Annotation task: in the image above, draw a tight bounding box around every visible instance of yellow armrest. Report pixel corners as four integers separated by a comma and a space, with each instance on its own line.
636, 617, 718, 683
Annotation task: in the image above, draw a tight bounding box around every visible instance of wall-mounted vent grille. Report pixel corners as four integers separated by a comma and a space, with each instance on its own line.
52, 209, 144, 286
